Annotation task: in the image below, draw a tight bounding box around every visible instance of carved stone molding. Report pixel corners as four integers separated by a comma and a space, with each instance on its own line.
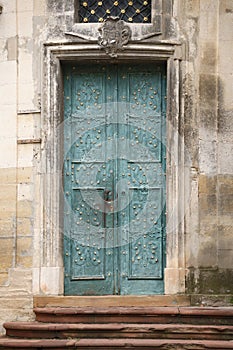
98, 17, 131, 58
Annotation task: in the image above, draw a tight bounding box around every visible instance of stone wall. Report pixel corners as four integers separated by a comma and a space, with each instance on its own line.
0, 0, 232, 334
181, 0, 233, 303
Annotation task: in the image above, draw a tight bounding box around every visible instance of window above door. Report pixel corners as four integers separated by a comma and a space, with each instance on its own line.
70, 0, 162, 41
78, 0, 152, 23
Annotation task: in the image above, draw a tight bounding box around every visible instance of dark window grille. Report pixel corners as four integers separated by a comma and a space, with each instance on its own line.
78, 0, 151, 23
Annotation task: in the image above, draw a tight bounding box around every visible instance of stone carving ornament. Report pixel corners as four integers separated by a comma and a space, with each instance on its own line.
98, 17, 132, 57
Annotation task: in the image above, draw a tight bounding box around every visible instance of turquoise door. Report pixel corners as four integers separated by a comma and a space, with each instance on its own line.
63, 63, 166, 295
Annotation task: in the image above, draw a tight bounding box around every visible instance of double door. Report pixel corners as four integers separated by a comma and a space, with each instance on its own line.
63, 63, 166, 295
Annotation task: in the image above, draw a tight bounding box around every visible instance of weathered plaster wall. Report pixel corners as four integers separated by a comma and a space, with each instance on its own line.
0, 0, 232, 333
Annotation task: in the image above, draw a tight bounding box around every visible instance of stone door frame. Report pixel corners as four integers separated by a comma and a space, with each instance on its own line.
36, 41, 186, 295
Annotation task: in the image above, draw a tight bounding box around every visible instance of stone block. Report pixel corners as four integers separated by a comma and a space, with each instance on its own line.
0, 139, 17, 169
163, 0, 173, 15
219, 73, 233, 111
17, 144, 33, 168
40, 267, 64, 295
18, 114, 34, 139
218, 225, 233, 250
0, 83, 17, 106
17, 167, 33, 183
219, 38, 233, 75
0, 199, 16, 220
218, 143, 233, 174
0, 108, 17, 138
17, 200, 33, 218
199, 74, 218, 111
0, 168, 16, 185
18, 53, 33, 84
18, 11, 33, 37
17, 82, 35, 112
218, 215, 233, 226
218, 179, 233, 216
199, 140, 217, 175
0, 219, 15, 237
16, 237, 32, 268
0, 13, 17, 38
17, 255, 33, 268
164, 268, 186, 294
197, 239, 218, 267
0, 184, 17, 201
5, 268, 32, 293
186, 267, 233, 294
220, 0, 233, 13
199, 0, 218, 40
199, 193, 217, 216
199, 42, 217, 74
0, 273, 8, 286
0, 0, 17, 13
218, 109, 233, 142
199, 174, 217, 194
34, 0, 46, 16
17, 183, 33, 201
0, 295, 33, 311
0, 61, 17, 86
18, 114, 39, 140
199, 112, 218, 136
7, 36, 17, 61
218, 249, 233, 269
17, 218, 32, 236
17, 0, 33, 12
0, 238, 14, 271
16, 236, 32, 252
0, 297, 32, 311
219, 2, 233, 41
184, 0, 200, 18
190, 294, 233, 307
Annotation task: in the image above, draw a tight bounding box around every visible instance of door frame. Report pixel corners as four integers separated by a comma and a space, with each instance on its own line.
36, 42, 187, 296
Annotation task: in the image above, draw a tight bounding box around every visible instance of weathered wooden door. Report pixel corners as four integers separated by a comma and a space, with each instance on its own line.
63, 63, 166, 295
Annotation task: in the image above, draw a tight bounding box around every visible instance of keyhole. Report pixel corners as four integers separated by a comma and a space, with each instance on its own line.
104, 189, 112, 201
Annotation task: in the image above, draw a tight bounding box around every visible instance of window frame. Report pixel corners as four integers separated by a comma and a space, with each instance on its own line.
71, 0, 162, 40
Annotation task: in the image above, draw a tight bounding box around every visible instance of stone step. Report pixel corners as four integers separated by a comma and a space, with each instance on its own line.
0, 338, 233, 349
33, 295, 191, 308
34, 306, 233, 325
4, 322, 233, 340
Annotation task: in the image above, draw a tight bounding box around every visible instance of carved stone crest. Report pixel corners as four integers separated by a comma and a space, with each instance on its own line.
98, 17, 131, 58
